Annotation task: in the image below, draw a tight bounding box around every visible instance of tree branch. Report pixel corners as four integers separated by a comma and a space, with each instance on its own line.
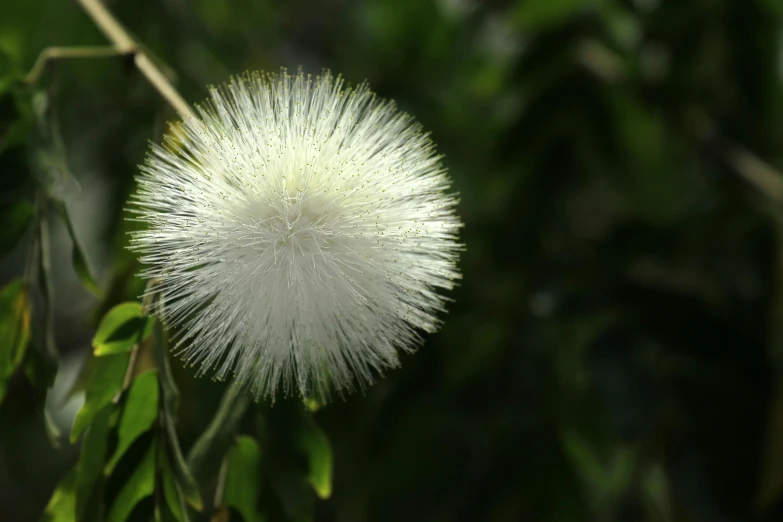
75, 0, 194, 119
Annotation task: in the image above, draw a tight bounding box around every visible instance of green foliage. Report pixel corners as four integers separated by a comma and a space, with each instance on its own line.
160, 453, 187, 522
0, 278, 30, 403
70, 353, 128, 443
106, 439, 156, 522
223, 436, 264, 522
105, 370, 159, 474
56, 200, 101, 297
91, 302, 153, 356
75, 406, 112, 521
298, 416, 333, 500
41, 470, 76, 522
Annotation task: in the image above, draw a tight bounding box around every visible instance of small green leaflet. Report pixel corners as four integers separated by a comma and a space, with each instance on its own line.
41, 469, 77, 522
223, 435, 264, 522
71, 352, 129, 442
105, 370, 160, 474
298, 416, 333, 499
75, 406, 113, 521
106, 439, 157, 522
0, 279, 31, 404
160, 449, 187, 522
55, 200, 101, 297
92, 302, 154, 356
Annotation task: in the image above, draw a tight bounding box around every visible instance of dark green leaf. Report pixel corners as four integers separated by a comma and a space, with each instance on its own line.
223, 435, 263, 522
0, 199, 34, 255
71, 352, 129, 443
76, 406, 112, 522
42, 468, 77, 522
298, 416, 333, 500
153, 321, 203, 511
92, 302, 153, 356
105, 370, 159, 474
160, 448, 187, 522
44, 408, 62, 449
106, 439, 156, 522
187, 387, 250, 491
55, 200, 101, 297
0, 278, 30, 403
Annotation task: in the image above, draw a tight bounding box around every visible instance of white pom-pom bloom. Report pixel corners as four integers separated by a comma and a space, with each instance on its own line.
130, 70, 461, 399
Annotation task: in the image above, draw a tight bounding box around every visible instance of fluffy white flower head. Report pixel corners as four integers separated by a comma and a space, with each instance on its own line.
130, 69, 461, 399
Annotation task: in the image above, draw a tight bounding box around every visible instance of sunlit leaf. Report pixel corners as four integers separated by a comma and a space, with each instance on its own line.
223, 435, 263, 522
298, 416, 333, 499
0, 278, 30, 403
92, 302, 153, 356
71, 352, 129, 442
106, 439, 156, 522
42, 468, 77, 522
105, 370, 159, 474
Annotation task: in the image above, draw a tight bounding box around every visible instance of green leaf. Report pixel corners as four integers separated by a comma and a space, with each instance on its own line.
44, 408, 63, 449
106, 439, 156, 522
105, 370, 159, 474
0, 199, 34, 255
223, 435, 263, 522
55, 200, 101, 297
92, 302, 154, 356
153, 320, 203, 512
75, 406, 112, 522
42, 469, 77, 522
187, 387, 250, 490
0, 278, 30, 403
160, 449, 187, 522
298, 416, 333, 500
71, 352, 129, 443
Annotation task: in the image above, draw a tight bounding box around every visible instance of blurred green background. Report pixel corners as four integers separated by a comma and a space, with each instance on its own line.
3, 0, 783, 521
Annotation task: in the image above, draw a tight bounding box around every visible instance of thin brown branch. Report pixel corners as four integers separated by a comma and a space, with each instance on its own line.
24, 46, 126, 85
75, 0, 194, 119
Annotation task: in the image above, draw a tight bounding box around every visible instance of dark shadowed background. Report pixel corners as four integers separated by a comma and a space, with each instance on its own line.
3, 0, 783, 521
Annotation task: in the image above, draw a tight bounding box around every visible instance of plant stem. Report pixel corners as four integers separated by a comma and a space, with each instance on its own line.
187, 384, 250, 497
75, 0, 194, 119
24, 46, 127, 85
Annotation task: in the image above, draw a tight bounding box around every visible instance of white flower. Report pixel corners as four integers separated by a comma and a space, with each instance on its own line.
129, 69, 461, 399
